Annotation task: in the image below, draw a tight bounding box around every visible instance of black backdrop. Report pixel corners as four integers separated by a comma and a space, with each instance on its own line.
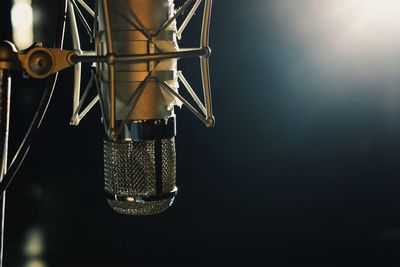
2, 0, 400, 266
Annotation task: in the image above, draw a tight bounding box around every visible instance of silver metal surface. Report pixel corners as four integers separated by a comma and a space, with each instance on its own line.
75, 0, 95, 17
178, 71, 207, 115
104, 137, 176, 215
97, 0, 178, 128
78, 95, 100, 121
161, 81, 208, 125
200, 0, 215, 126
72, 48, 207, 64
0, 69, 10, 267
68, 0, 83, 126
107, 198, 174, 216
177, 0, 202, 39
101, 0, 117, 137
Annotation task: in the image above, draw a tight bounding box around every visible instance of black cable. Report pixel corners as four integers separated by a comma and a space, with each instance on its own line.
0, 0, 68, 196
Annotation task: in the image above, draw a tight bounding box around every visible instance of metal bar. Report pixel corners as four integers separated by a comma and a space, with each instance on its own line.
178, 71, 207, 116
78, 95, 100, 121
0, 192, 4, 267
155, 0, 195, 36
200, 57, 213, 123
102, 0, 113, 53
115, 49, 208, 63
108, 64, 116, 137
71, 73, 95, 122
71, 48, 208, 63
68, 0, 82, 125
201, 0, 213, 48
200, 0, 214, 126
177, 0, 203, 40
0, 69, 10, 267
81, 50, 97, 56
160, 81, 208, 125
102, 0, 116, 136
92, 0, 99, 40
71, 55, 106, 63
115, 75, 152, 137
75, 0, 95, 17
92, 68, 108, 134
71, 0, 93, 41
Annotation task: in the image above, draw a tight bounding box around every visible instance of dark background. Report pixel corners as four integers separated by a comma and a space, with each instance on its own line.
2, 0, 400, 266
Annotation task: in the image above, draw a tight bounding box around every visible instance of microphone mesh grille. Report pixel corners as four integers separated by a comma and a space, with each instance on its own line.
104, 138, 176, 215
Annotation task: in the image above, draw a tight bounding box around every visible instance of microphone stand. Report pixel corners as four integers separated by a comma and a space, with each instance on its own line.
0, 68, 11, 267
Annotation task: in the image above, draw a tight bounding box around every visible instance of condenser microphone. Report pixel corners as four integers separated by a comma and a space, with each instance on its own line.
98, 0, 182, 215
92, 0, 215, 216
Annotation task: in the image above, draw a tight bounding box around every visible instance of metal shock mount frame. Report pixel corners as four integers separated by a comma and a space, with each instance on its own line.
65, 0, 215, 140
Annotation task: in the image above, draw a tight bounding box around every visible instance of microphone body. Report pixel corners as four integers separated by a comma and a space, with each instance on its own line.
98, 0, 179, 215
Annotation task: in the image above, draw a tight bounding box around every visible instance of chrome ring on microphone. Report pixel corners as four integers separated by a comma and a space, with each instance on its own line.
106, 187, 178, 203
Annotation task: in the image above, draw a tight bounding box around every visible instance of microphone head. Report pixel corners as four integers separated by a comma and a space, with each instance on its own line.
104, 137, 177, 216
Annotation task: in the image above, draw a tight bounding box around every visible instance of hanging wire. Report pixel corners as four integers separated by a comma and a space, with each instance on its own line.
0, 0, 68, 199
0, 69, 11, 267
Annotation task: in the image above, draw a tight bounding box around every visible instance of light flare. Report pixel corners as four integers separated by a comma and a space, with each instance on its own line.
11, 0, 33, 50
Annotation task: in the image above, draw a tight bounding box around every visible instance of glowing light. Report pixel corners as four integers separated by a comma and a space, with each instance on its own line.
273, 0, 400, 67
11, 1, 33, 49
347, 0, 400, 24
23, 228, 47, 267
11, 2, 33, 29
23, 228, 44, 257
24, 259, 46, 267
336, 0, 400, 43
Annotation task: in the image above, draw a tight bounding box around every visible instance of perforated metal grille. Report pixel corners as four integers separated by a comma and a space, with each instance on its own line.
108, 199, 175, 216
162, 139, 176, 193
104, 138, 176, 215
104, 139, 156, 196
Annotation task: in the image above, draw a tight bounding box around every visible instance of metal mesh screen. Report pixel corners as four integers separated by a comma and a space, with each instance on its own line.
104, 137, 176, 215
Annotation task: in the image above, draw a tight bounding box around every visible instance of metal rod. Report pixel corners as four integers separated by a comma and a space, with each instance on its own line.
71, 55, 106, 63
116, 49, 207, 63
75, 0, 95, 17
160, 81, 208, 125
92, 68, 108, 134
92, 0, 98, 40
200, 57, 213, 122
71, 73, 95, 121
177, 0, 203, 40
68, 0, 82, 125
71, 48, 208, 63
78, 95, 100, 121
101, 0, 116, 136
71, 0, 93, 41
0, 69, 10, 267
200, 0, 214, 124
155, 0, 196, 36
178, 71, 207, 116
0, 193, 5, 267
201, 0, 212, 48
81, 50, 97, 56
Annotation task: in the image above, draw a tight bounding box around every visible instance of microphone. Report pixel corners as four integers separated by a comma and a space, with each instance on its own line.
96, 0, 210, 215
